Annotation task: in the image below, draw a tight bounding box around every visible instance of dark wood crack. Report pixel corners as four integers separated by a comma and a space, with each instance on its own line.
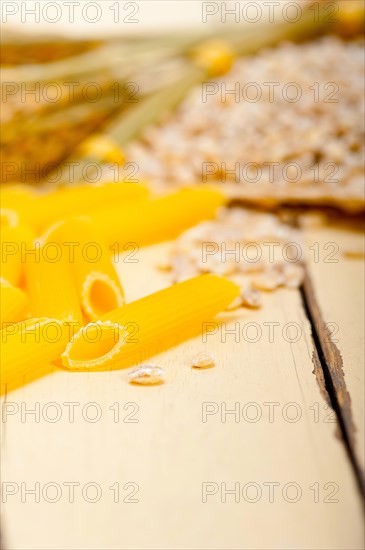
300, 267, 365, 499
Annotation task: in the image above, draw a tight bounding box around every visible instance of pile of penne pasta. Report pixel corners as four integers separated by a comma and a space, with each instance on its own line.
0, 182, 239, 393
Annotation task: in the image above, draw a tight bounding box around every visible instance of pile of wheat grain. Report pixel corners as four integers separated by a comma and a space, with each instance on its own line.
128, 36, 364, 211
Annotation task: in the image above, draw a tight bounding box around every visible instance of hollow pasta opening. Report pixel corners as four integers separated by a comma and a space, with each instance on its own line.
62, 321, 128, 369
82, 273, 124, 320
89, 279, 120, 314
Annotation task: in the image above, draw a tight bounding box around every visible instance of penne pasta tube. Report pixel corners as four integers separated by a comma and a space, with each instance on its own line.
88, 187, 226, 247
1, 209, 19, 229
25, 239, 83, 324
0, 278, 29, 324
1, 318, 72, 393
36, 181, 149, 232
1, 182, 149, 233
62, 274, 239, 370
0, 224, 35, 286
0, 185, 36, 210
0, 186, 36, 227
42, 218, 125, 321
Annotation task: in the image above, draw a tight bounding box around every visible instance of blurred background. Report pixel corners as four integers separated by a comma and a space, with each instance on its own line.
2, 0, 364, 197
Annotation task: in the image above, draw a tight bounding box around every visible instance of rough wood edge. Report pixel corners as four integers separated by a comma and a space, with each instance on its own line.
301, 268, 365, 498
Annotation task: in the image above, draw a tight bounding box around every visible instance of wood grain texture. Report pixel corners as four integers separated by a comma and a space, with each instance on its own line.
1, 242, 364, 550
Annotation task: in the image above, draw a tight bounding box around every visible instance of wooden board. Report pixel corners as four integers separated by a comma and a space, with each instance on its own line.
1, 242, 364, 550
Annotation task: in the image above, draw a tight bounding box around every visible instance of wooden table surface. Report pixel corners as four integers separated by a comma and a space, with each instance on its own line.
1, 217, 364, 550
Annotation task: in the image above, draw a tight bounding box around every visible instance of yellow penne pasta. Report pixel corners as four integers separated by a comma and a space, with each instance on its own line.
37, 181, 149, 231
0, 318, 72, 394
88, 187, 226, 247
0, 185, 36, 226
25, 240, 83, 324
0, 185, 36, 209
1, 182, 149, 232
62, 274, 239, 370
0, 224, 35, 286
42, 218, 124, 320
1, 209, 19, 229
0, 278, 29, 324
